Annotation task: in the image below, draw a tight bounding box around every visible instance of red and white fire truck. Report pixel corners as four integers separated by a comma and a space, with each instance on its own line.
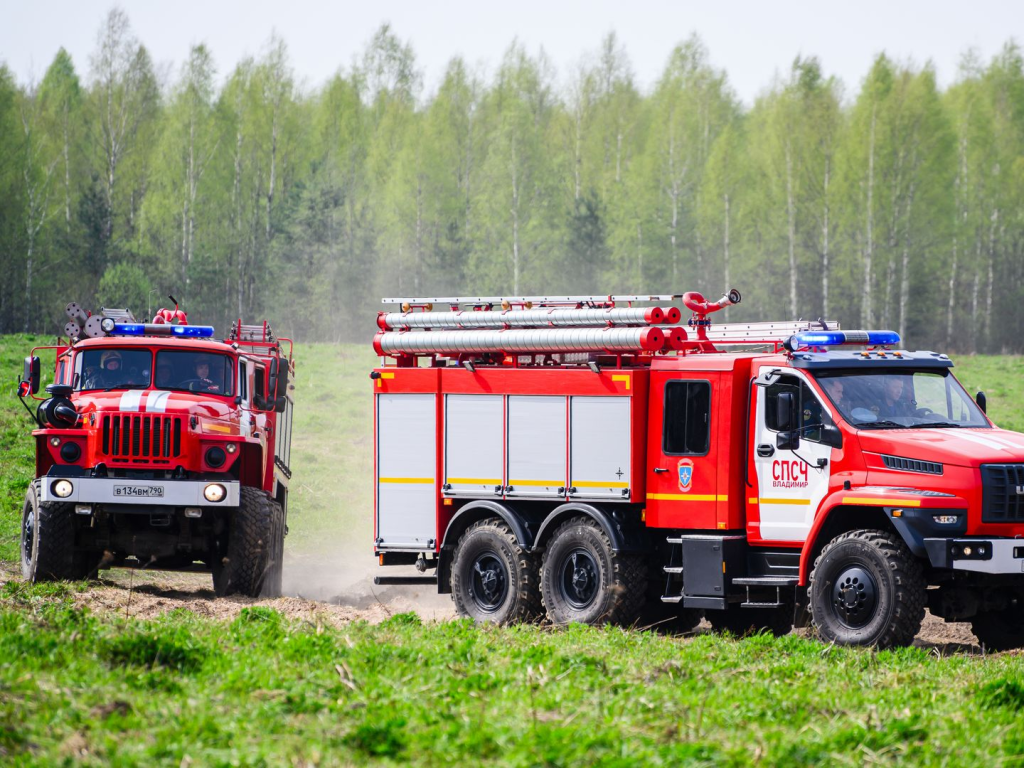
370, 289, 1024, 648
17, 302, 295, 597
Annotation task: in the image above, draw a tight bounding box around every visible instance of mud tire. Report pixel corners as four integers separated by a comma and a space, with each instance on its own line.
810, 529, 925, 648
215, 487, 274, 597
261, 499, 286, 598
21, 483, 95, 582
540, 516, 646, 627
451, 518, 541, 624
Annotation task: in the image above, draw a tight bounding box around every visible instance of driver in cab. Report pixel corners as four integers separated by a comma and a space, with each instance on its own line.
85, 350, 125, 389
876, 376, 914, 419
187, 357, 221, 393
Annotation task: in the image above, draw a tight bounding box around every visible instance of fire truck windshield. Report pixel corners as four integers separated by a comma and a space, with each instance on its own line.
77, 348, 152, 391
154, 351, 233, 395
814, 369, 988, 429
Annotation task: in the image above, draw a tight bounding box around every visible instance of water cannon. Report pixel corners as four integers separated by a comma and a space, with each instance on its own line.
682, 289, 742, 323
153, 295, 187, 325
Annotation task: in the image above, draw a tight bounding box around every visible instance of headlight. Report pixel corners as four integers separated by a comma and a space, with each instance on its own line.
205, 446, 226, 468
52, 479, 74, 498
225, 443, 237, 454
60, 442, 82, 463
203, 483, 226, 502
50, 437, 61, 447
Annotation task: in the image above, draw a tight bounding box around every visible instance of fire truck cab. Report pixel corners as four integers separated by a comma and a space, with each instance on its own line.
17, 304, 295, 597
371, 290, 1024, 649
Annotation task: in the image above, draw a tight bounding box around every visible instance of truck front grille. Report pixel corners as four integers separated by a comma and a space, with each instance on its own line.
980, 464, 1024, 523
101, 414, 182, 461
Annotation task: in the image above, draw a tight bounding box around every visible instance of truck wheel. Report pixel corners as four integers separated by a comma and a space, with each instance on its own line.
215, 487, 274, 598
707, 602, 793, 637
261, 500, 286, 598
971, 595, 1024, 651
541, 516, 646, 627
21, 484, 88, 582
809, 529, 925, 648
451, 519, 541, 624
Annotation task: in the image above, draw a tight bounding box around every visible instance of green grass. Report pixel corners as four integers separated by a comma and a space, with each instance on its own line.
4, 338, 1024, 764
3, 586, 1024, 765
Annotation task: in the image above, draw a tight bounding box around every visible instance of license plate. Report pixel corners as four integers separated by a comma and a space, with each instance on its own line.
113, 485, 165, 498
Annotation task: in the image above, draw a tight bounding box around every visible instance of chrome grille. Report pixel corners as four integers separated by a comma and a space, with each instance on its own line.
101, 414, 182, 461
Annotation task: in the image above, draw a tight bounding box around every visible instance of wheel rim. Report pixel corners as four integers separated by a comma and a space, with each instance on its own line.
21, 501, 35, 569
830, 565, 878, 629
469, 551, 509, 613
558, 548, 600, 609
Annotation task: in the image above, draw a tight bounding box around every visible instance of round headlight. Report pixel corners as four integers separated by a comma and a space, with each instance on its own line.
205, 446, 226, 468
100, 317, 116, 333
52, 479, 74, 498
203, 483, 226, 503
225, 443, 237, 454
50, 437, 61, 447
60, 442, 82, 463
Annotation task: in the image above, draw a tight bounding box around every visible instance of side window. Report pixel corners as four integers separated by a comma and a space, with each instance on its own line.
238, 360, 249, 403
765, 375, 830, 443
663, 380, 711, 456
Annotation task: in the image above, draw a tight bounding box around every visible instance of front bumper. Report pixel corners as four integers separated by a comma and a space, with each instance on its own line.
39, 476, 240, 507
925, 538, 1024, 575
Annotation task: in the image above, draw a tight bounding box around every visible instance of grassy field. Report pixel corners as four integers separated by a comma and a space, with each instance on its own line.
4, 336, 1024, 764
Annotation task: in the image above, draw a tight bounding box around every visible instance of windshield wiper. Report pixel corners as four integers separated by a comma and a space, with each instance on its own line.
856, 419, 907, 429
100, 383, 149, 393
913, 421, 962, 428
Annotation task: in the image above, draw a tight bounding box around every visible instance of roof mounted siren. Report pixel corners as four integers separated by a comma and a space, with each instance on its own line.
783, 330, 900, 354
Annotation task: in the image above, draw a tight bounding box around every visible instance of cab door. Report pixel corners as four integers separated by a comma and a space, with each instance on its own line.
749, 368, 833, 542
645, 373, 719, 530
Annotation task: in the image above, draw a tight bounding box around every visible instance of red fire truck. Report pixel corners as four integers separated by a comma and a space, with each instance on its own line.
17, 303, 295, 597
370, 290, 1024, 649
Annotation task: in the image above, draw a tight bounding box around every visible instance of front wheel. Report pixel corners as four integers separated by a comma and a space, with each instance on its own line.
21, 484, 94, 582
215, 487, 275, 597
809, 529, 925, 648
540, 516, 646, 626
451, 519, 541, 624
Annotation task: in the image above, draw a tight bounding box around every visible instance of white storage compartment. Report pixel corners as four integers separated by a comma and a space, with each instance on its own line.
506, 395, 567, 498
570, 396, 631, 499
376, 393, 436, 549
445, 395, 504, 496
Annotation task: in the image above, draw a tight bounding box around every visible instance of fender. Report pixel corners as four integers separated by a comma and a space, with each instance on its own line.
532, 502, 647, 554
437, 500, 536, 595
798, 488, 970, 585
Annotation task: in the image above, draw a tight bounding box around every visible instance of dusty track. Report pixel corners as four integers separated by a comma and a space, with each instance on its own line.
1, 561, 991, 652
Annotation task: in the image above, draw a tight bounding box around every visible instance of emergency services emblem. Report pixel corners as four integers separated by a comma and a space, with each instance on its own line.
677, 458, 694, 492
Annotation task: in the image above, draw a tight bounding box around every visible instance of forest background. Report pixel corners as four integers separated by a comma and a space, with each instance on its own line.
1, 9, 1023, 352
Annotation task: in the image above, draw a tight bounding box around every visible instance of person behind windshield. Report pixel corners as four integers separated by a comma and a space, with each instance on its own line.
85, 350, 125, 389
186, 358, 221, 393
878, 376, 913, 418
155, 361, 175, 388
820, 378, 850, 414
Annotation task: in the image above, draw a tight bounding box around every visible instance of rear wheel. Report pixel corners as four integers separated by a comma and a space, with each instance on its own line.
215, 487, 274, 597
540, 516, 646, 627
21, 484, 92, 582
451, 519, 541, 624
261, 499, 286, 598
971, 594, 1024, 651
809, 529, 925, 648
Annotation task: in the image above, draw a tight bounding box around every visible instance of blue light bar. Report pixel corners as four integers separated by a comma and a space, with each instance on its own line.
790, 330, 900, 349
113, 323, 146, 336
170, 325, 215, 338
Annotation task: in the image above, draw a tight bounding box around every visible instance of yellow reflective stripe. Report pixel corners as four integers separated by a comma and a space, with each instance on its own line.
611, 374, 631, 390
205, 423, 233, 434
510, 479, 563, 487
646, 494, 727, 502
748, 497, 759, 505
573, 480, 629, 488
758, 498, 812, 506
447, 477, 502, 485
376, 371, 396, 388
845, 497, 922, 507
378, 477, 433, 484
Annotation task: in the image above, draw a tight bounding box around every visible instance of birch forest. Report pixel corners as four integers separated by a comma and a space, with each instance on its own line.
2, 9, 1024, 351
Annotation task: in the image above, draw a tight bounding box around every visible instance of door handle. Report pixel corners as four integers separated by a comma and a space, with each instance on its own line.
653, 467, 668, 474
756, 444, 775, 458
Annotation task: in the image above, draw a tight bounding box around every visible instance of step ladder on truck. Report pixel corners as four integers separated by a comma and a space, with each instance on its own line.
369, 289, 1024, 649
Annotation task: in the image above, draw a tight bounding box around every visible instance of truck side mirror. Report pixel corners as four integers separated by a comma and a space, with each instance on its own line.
21, 356, 40, 395
267, 357, 280, 394
777, 391, 798, 431
976, 391, 987, 414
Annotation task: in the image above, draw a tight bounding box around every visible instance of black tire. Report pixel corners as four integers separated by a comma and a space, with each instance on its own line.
971, 594, 1024, 651
21, 483, 91, 582
540, 516, 646, 627
215, 487, 274, 597
451, 518, 541, 624
809, 529, 925, 648
261, 499, 286, 598
707, 601, 793, 638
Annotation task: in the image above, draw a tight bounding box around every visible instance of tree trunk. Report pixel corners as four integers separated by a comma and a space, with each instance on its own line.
898, 185, 916, 341
723, 192, 731, 320
862, 105, 877, 327
785, 140, 797, 318
511, 139, 520, 295
821, 156, 831, 318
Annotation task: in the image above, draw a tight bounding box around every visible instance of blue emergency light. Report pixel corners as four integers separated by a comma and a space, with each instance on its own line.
112, 323, 146, 335
170, 325, 215, 338
111, 323, 215, 338
786, 330, 900, 351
